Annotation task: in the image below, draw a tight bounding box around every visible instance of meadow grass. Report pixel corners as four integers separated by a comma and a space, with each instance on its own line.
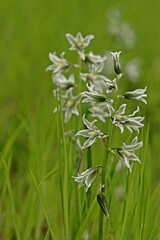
1, 0, 160, 239
1, 106, 160, 239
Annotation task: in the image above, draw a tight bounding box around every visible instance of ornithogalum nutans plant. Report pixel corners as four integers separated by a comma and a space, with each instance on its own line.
46, 32, 147, 239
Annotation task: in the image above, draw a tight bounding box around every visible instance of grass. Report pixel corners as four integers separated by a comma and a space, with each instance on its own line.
0, 0, 160, 239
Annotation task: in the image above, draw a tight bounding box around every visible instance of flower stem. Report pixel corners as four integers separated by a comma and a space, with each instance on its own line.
58, 89, 69, 239
98, 143, 110, 240
98, 108, 114, 239
87, 146, 92, 207
78, 56, 82, 93
98, 81, 119, 238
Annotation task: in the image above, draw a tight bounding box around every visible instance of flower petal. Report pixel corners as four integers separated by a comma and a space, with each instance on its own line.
81, 137, 98, 149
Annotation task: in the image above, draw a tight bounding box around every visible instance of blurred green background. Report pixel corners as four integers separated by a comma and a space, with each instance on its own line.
0, 0, 160, 238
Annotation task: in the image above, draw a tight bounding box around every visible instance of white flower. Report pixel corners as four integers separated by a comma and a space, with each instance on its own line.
72, 166, 100, 192
85, 52, 107, 65
80, 63, 105, 82
66, 32, 94, 60
103, 77, 118, 93
123, 87, 147, 104
116, 137, 143, 172
82, 83, 113, 105
108, 104, 144, 133
111, 51, 122, 74
53, 73, 75, 90
55, 88, 80, 123
89, 103, 109, 123
75, 115, 106, 149
46, 52, 69, 74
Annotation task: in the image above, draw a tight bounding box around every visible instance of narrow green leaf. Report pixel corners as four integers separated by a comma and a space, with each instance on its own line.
29, 168, 55, 240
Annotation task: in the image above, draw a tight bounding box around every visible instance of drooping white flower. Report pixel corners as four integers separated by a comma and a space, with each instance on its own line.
46, 52, 70, 74
89, 103, 109, 123
85, 52, 107, 65
82, 83, 113, 105
108, 104, 144, 133
66, 32, 94, 60
80, 63, 105, 82
75, 115, 106, 149
54, 88, 80, 123
53, 73, 75, 90
116, 137, 143, 172
123, 87, 147, 104
103, 77, 118, 93
72, 166, 100, 192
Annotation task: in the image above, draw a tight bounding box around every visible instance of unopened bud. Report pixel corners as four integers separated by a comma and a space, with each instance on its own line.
97, 192, 109, 218
111, 51, 122, 75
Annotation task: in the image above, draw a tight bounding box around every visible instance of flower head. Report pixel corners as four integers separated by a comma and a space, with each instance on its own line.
66, 32, 94, 60
109, 104, 144, 133
46, 52, 70, 74
76, 115, 106, 149
123, 87, 147, 104
116, 137, 143, 172
72, 166, 100, 192
111, 51, 122, 74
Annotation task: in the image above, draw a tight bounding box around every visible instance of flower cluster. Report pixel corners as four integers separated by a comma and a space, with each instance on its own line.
47, 32, 147, 217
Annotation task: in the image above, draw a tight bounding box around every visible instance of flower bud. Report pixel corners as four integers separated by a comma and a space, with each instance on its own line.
111, 51, 122, 74
97, 192, 109, 218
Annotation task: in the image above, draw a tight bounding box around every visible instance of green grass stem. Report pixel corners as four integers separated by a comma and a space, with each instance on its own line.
29, 168, 55, 240
1, 154, 21, 240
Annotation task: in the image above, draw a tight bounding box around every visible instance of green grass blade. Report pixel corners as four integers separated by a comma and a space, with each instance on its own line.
3, 122, 25, 158
44, 228, 50, 240
76, 197, 97, 239
39, 167, 59, 187
1, 154, 21, 240
29, 168, 55, 240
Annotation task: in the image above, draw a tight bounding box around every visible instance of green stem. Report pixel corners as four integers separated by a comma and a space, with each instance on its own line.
98, 144, 110, 240
87, 146, 92, 207
78, 56, 82, 94
87, 146, 92, 169
58, 89, 69, 240
98, 84, 119, 239
73, 55, 83, 235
